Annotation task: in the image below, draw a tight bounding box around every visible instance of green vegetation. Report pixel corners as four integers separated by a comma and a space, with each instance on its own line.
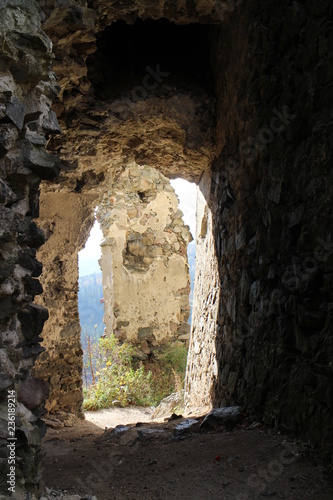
83, 335, 188, 411
79, 262, 193, 410
145, 342, 188, 403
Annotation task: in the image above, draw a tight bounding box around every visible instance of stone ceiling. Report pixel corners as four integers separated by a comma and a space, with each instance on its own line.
38, 0, 234, 189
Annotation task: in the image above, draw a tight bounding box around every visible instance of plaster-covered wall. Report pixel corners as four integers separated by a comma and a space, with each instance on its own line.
98, 163, 192, 357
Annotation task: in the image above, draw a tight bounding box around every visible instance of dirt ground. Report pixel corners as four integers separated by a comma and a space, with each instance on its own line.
41, 408, 333, 500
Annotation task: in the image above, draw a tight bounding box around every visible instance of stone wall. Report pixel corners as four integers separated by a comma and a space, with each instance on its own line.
1, 0, 332, 496
185, 170, 220, 412
41, 1, 216, 187
98, 163, 192, 358
0, 0, 60, 496
186, 0, 333, 465
32, 189, 98, 418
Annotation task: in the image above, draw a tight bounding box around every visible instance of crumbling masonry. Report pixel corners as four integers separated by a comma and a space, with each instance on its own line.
0, 0, 332, 497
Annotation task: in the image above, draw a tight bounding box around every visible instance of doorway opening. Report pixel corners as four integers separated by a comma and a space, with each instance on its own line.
78, 218, 104, 388
34, 12, 216, 431
78, 166, 197, 415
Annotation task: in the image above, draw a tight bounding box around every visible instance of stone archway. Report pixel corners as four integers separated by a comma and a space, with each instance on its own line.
1, 1, 332, 497
33, 161, 197, 419
32, 7, 218, 425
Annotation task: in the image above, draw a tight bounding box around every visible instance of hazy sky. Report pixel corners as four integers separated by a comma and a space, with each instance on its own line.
78, 178, 197, 276
170, 178, 197, 237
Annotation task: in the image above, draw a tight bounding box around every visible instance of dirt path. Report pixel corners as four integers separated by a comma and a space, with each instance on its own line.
42, 409, 333, 500
84, 407, 154, 428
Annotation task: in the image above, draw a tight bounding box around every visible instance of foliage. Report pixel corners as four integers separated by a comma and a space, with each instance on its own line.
82, 335, 189, 410
79, 270, 190, 410
145, 342, 188, 405
161, 342, 188, 374
83, 336, 154, 410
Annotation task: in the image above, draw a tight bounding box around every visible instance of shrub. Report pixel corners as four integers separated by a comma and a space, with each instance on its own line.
140, 342, 188, 406
82, 335, 188, 410
83, 336, 154, 410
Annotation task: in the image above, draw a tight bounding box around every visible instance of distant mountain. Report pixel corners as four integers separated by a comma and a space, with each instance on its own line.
79, 256, 102, 276
78, 272, 104, 337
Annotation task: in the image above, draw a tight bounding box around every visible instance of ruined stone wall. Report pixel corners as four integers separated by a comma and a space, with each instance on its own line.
41, 0, 216, 186
186, 0, 333, 464
98, 163, 192, 358
31, 0, 215, 424
0, 0, 60, 496
1, 0, 332, 495
32, 189, 98, 418
185, 170, 220, 412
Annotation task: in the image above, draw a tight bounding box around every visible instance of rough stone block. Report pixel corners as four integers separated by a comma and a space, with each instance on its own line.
17, 378, 49, 410
178, 322, 191, 334
18, 249, 43, 277
25, 145, 61, 179
18, 304, 49, 341
41, 109, 61, 136
0, 179, 16, 205
200, 406, 242, 430
23, 275, 43, 298
0, 374, 15, 391
138, 327, 153, 341
0, 124, 19, 156
5, 97, 25, 130
17, 221, 45, 248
